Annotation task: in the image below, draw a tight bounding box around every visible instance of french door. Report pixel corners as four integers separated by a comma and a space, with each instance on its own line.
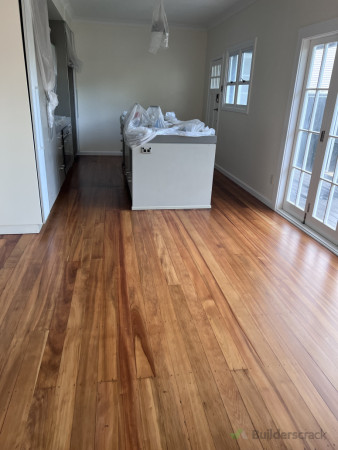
284, 34, 338, 245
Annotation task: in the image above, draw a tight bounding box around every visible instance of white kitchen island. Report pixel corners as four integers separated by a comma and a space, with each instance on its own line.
125, 135, 217, 210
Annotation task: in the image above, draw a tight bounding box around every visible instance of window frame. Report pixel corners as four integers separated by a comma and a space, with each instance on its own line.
222, 38, 257, 114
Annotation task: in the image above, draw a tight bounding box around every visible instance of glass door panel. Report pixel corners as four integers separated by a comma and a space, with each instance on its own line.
307, 95, 338, 243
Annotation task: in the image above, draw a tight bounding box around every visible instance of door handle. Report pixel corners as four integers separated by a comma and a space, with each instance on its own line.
213, 108, 219, 111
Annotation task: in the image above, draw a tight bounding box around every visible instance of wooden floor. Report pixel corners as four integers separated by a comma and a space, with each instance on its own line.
0, 156, 337, 450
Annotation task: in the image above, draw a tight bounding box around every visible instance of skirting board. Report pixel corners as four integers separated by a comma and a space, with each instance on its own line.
132, 205, 211, 210
0, 224, 42, 234
77, 151, 122, 156
214, 163, 274, 209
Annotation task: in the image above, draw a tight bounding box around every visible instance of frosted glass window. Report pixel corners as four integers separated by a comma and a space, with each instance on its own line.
228, 55, 238, 82
226, 85, 235, 104
237, 85, 249, 105
240, 51, 252, 81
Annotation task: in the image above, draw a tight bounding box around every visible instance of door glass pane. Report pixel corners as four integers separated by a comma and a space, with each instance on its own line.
294, 131, 308, 168
300, 91, 315, 129
298, 172, 311, 209
322, 138, 338, 181
228, 54, 238, 82
305, 133, 320, 172
240, 50, 252, 81
307, 44, 324, 88
288, 168, 301, 204
319, 42, 337, 88
226, 85, 235, 104
330, 96, 338, 137
211, 78, 220, 89
311, 91, 327, 132
237, 85, 249, 105
210, 63, 222, 89
313, 180, 331, 222
326, 186, 338, 230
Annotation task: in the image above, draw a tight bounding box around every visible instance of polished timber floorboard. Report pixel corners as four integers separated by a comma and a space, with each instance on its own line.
0, 156, 337, 450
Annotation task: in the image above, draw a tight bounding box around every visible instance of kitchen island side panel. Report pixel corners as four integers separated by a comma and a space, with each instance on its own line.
131, 142, 216, 210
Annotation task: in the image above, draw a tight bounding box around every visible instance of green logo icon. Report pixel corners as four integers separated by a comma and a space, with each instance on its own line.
231, 429, 243, 440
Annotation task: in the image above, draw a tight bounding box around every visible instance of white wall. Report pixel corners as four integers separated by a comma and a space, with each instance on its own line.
72, 21, 207, 155
49, 0, 72, 25
206, 0, 338, 207
0, 0, 42, 233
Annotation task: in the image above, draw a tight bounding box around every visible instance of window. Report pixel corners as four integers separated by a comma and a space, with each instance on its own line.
222, 39, 256, 113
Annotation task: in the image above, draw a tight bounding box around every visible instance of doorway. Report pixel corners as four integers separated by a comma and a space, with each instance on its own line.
207, 58, 223, 132
283, 34, 338, 246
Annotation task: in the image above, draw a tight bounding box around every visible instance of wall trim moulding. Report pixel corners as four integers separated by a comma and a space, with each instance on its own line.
214, 163, 274, 209
0, 224, 42, 235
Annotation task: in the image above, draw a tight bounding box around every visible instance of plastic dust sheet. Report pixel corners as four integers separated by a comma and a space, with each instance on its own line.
123, 103, 215, 148
65, 25, 82, 71
149, 0, 169, 54
29, 0, 58, 129
147, 106, 166, 128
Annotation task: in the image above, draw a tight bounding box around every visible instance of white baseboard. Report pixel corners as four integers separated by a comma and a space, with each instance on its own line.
132, 205, 211, 210
77, 150, 122, 156
214, 163, 274, 209
0, 224, 42, 234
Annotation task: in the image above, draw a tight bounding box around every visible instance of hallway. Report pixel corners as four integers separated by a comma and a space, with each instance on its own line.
0, 156, 337, 449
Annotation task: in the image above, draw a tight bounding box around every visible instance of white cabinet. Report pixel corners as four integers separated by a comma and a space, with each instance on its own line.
127, 136, 216, 210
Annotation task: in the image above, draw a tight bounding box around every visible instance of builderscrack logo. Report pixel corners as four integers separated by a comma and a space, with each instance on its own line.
230, 429, 329, 442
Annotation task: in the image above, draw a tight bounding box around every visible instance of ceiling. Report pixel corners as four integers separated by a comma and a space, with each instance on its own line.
65, 0, 256, 28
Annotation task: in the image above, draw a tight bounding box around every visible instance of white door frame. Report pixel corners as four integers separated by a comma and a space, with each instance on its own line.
282, 34, 338, 222
275, 17, 338, 254
206, 56, 224, 135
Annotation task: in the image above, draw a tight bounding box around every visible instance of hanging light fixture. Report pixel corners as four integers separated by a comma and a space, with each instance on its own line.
149, 0, 169, 54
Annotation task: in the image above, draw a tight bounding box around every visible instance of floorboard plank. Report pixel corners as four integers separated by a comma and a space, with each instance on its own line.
95, 381, 119, 450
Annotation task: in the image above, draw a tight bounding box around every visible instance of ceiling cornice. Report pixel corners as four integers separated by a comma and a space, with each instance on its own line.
208, 0, 257, 30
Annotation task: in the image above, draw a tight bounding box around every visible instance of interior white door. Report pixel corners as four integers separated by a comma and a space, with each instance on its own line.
207, 58, 223, 132
284, 35, 338, 245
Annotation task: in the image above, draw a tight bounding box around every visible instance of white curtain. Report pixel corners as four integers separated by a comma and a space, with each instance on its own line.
29, 0, 58, 129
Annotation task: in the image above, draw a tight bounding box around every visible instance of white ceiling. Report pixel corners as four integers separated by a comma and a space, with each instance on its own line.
65, 0, 256, 28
